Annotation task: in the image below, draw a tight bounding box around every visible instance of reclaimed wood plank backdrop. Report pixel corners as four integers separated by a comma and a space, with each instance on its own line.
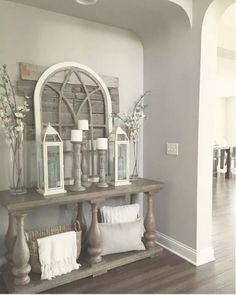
16, 63, 119, 141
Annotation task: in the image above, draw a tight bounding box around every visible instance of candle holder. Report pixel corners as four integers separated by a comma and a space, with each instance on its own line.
89, 140, 99, 183
70, 142, 86, 192
97, 149, 109, 188
96, 138, 108, 188
69, 130, 85, 192
81, 137, 92, 188
63, 140, 74, 186
78, 120, 92, 188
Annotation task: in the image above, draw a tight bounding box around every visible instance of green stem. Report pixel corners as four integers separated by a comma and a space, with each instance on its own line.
10, 132, 24, 192
2, 83, 16, 122
132, 91, 150, 117
5, 71, 17, 110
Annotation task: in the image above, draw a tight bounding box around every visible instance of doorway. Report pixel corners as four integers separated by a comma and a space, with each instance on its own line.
197, 0, 236, 271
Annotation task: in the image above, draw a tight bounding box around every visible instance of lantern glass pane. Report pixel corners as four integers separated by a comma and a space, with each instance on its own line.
109, 141, 115, 181
118, 144, 127, 181
47, 146, 61, 188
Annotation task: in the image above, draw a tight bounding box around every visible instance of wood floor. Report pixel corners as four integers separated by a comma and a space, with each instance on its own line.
0, 174, 235, 294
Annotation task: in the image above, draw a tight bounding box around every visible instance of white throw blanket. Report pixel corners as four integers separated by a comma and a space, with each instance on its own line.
37, 231, 81, 280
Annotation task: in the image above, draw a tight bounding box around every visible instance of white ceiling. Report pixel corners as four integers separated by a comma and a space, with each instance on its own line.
6, 0, 189, 38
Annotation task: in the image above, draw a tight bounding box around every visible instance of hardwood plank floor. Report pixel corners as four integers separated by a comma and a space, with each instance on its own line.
0, 174, 235, 294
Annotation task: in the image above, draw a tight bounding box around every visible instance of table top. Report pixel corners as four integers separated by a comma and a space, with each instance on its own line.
213, 145, 232, 150
0, 178, 164, 213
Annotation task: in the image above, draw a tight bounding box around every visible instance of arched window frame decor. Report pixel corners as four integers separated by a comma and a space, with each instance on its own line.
34, 62, 113, 189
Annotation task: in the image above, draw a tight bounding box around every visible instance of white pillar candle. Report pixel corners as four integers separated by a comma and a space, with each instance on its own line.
88, 139, 97, 150
71, 130, 83, 142
96, 138, 108, 150
63, 140, 73, 152
78, 120, 89, 131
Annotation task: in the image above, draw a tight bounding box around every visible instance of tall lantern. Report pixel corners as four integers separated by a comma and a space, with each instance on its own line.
37, 123, 66, 196
108, 126, 131, 186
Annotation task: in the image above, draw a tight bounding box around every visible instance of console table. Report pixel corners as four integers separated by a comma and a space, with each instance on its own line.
0, 178, 164, 294
213, 146, 234, 179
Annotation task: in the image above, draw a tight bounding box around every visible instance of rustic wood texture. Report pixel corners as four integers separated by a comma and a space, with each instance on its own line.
44, 174, 234, 294
87, 202, 102, 265
130, 193, 138, 205
69, 142, 85, 192
1, 246, 162, 294
4, 213, 15, 263
0, 178, 163, 293
0, 175, 235, 294
16, 63, 119, 141
11, 214, 31, 286
0, 179, 163, 214
76, 203, 87, 245
19, 63, 119, 88
144, 192, 156, 249
81, 139, 90, 187
225, 148, 232, 179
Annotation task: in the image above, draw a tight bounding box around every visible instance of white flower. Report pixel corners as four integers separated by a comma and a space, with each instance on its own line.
15, 112, 24, 118
0, 65, 30, 140
113, 91, 150, 141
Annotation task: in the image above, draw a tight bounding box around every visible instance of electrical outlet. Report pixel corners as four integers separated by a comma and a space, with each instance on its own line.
166, 143, 179, 156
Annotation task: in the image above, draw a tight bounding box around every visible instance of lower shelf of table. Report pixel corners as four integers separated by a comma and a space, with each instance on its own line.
2, 245, 163, 294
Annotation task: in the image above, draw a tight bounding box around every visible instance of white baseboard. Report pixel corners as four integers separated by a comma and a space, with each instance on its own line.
156, 231, 215, 266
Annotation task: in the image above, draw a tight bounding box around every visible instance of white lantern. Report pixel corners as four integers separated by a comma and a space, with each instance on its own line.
37, 123, 66, 196
108, 126, 131, 186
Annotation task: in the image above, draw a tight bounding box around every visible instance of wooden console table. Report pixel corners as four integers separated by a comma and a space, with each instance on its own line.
213, 146, 234, 179
0, 178, 164, 294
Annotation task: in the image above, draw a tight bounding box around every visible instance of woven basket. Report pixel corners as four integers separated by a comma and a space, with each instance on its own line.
26, 221, 82, 274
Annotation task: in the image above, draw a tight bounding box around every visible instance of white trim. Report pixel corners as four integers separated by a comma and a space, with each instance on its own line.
156, 231, 215, 266
196, 247, 215, 266
34, 62, 113, 146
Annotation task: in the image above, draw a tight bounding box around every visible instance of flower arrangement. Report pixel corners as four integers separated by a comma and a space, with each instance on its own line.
113, 91, 150, 179
114, 91, 150, 142
0, 64, 30, 194
0, 65, 30, 140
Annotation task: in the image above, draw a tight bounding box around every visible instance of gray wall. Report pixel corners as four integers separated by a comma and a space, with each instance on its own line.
143, 0, 233, 259
143, 12, 199, 248
0, 0, 143, 260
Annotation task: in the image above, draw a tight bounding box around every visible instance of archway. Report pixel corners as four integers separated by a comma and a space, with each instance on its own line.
197, 0, 235, 264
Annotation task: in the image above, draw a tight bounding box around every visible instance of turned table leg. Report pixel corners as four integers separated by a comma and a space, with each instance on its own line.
220, 149, 225, 169
76, 203, 87, 244
144, 192, 156, 249
12, 213, 31, 286
5, 213, 16, 264
87, 202, 102, 265
226, 148, 232, 179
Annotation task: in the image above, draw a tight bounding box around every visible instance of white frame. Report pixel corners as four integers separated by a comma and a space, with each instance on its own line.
37, 125, 66, 196
109, 127, 131, 186
34, 62, 113, 191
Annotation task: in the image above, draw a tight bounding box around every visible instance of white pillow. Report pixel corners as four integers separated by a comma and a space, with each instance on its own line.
100, 204, 140, 223
99, 218, 145, 256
